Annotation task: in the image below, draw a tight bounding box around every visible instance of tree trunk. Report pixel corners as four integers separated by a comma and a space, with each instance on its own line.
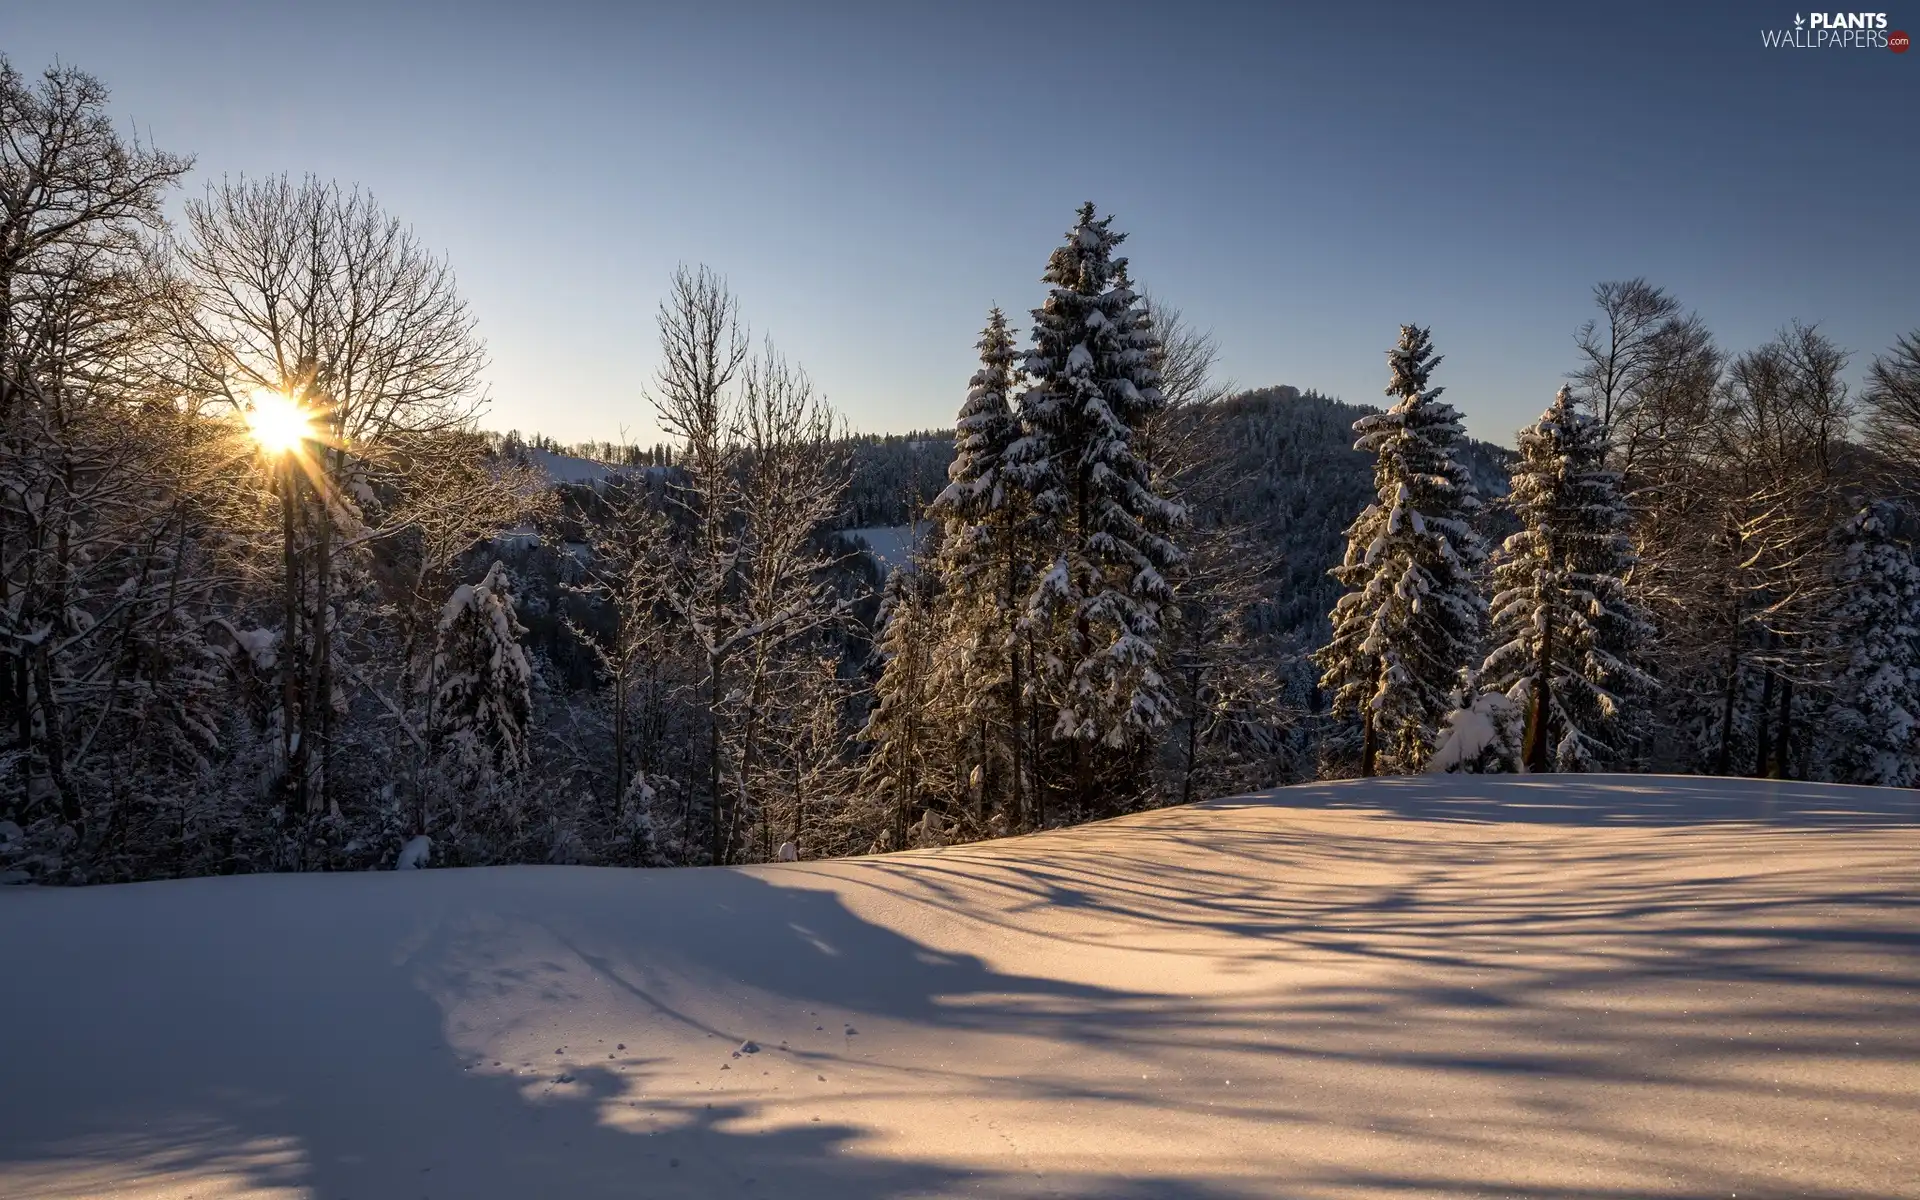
0, 274, 24, 775
1009, 634, 1025, 830
280, 461, 302, 807
975, 717, 990, 824
35, 445, 79, 829
1752, 664, 1776, 779
1772, 676, 1794, 781
1525, 598, 1555, 774
613, 649, 628, 814
1360, 706, 1378, 778
894, 683, 917, 850
728, 658, 768, 866
1074, 611, 1092, 814
300, 445, 335, 815
1713, 599, 1742, 777
1004, 523, 1025, 831
792, 760, 806, 857
707, 654, 723, 866
1028, 633, 1046, 829
1180, 634, 1203, 806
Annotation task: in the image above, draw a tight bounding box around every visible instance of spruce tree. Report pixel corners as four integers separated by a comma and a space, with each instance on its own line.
1824, 506, 1920, 787
929, 308, 1031, 826
934, 308, 1023, 568
860, 568, 941, 849
427, 561, 534, 776
1007, 203, 1184, 811
1480, 385, 1650, 771
1313, 325, 1487, 774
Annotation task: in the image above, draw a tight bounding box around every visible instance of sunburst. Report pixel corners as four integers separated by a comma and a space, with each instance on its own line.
244, 390, 316, 455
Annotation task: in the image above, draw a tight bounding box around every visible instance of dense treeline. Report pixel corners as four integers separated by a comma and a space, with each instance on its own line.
2, 60, 1916, 884
1324, 290, 1920, 785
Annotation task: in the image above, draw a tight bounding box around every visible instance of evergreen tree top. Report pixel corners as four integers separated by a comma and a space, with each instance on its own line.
1386, 324, 1444, 403
975, 306, 1016, 371
1506, 385, 1625, 531
1524, 384, 1605, 451
1042, 202, 1128, 298
1353, 327, 1481, 520
1022, 204, 1166, 435
935, 306, 1023, 521
960, 307, 1017, 423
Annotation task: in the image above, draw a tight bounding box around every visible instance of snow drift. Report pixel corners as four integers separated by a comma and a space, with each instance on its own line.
2, 775, 1916, 1199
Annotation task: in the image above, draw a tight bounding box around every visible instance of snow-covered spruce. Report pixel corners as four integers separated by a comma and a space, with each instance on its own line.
1823, 505, 1920, 787
932, 307, 1024, 582
927, 308, 1032, 828
1006, 203, 1185, 796
1478, 385, 1651, 772
1313, 325, 1487, 775
427, 561, 535, 776
861, 568, 943, 850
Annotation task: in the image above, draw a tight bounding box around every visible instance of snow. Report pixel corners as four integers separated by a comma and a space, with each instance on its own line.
492, 523, 540, 550
522, 446, 622, 485
845, 523, 927, 572
229, 627, 278, 670
2, 775, 1916, 1198
437, 583, 476, 629
394, 835, 433, 870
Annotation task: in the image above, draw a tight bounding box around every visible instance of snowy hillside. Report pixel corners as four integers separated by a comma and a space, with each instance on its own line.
2, 775, 1916, 1199
843, 523, 928, 572
520, 445, 625, 485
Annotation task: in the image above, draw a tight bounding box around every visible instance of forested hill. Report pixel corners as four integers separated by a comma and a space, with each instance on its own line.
840, 388, 1511, 531
508, 387, 1514, 646
837, 386, 1515, 639
1199, 387, 1514, 637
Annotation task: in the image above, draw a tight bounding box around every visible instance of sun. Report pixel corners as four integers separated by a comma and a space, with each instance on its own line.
244, 390, 315, 455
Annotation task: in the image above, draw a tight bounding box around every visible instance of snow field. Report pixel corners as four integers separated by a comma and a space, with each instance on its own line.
2, 774, 1916, 1199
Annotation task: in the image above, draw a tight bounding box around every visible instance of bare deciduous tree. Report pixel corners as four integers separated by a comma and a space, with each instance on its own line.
727, 345, 849, 861
1637, 324, 1855, 778
167, 175, 490, 816
641, 265, 851, 864
1134, 298, 1289, 805
1862, 331, 1920, 495
0, 58, 192, 829
1572, 278, 1713, 465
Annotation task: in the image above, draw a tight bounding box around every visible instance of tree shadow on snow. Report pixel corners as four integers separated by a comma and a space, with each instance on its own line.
1213, 771, 1920, 828
3, 774, 1918, 1198
0, 867, 1258, 1200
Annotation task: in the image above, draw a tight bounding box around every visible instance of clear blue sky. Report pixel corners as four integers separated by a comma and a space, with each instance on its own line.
8, 0, 1915, 446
